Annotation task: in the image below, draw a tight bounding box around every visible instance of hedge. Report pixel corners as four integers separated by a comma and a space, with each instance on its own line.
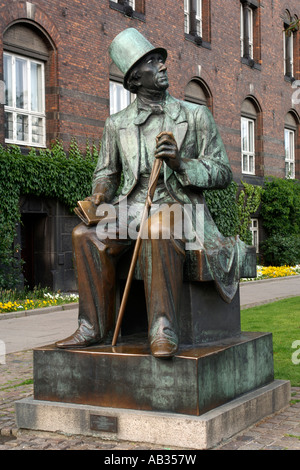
260, 177, 300, 265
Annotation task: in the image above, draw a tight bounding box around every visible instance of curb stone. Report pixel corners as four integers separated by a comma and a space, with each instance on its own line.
0, 302, 79, 320
240, 274, 300, 286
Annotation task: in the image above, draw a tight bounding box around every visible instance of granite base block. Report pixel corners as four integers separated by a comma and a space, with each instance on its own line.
15, 380, 291, 449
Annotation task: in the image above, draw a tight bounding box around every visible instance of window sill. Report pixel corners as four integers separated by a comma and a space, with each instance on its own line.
5, 139, 46, 149
185, 33, 211, 50
109, 1, 145, 22
241, 57, 261, 70
241, 174, 265, 186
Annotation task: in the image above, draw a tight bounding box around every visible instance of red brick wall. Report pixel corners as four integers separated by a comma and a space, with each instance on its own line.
0, 0, 299, 180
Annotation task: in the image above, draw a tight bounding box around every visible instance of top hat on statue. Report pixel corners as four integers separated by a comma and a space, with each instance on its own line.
109, 28, 168, 90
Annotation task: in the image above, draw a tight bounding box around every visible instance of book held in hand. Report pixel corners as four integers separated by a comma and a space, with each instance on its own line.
74, 200, 104, 226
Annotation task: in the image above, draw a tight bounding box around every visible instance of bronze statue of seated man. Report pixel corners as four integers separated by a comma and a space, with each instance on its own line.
56, 28, 250, 358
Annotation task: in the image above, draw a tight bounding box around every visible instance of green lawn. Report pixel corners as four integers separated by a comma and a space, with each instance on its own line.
241, 296, 300, 387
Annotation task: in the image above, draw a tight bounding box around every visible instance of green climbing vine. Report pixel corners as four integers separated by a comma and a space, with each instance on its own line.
236, 181, 262, 246
0, 140, 98, 288
203, 181, 239, 237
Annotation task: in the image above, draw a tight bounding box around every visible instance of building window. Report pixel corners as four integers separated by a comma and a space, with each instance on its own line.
283, 12, 299, 80
184, 0, 202, 37
109, 62, 135, 115
284, 111, 299, 179
184, 78, 213, 112
283, 29, 294, 78
240, 0, 261, 68
111, 0, 135, 8
109, 0, 145, 18
250, 218, 259, 252
3, 22, 57, 148
241, 97, 263, 176
4, 52, 46, 146
284, 128, 295, 179
184, 0, 210, 47
109, 81, 131, 115
241, 117, 255, 175
240, 2, 253, 59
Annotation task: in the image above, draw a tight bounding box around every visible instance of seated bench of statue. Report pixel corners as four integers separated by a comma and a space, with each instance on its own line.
116, 240, 257, 345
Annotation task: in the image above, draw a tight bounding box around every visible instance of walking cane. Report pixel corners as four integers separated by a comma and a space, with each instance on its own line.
112, 151, 163, 346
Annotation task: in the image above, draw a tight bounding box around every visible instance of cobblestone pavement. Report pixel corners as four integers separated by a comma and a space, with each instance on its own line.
1, 350, 300, 450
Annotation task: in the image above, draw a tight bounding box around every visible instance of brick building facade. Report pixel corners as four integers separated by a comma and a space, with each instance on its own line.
0, 0, 299, 289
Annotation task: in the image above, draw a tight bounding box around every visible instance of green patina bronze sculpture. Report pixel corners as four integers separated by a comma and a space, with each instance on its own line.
56, 28, 254, 357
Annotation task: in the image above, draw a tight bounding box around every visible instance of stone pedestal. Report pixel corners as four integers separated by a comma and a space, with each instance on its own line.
15, 330, 291, 448
32, 331, 273, 415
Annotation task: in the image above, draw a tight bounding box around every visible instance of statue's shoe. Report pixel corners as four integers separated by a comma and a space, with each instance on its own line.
150, 334, 178, 358
55, 328, 101, 349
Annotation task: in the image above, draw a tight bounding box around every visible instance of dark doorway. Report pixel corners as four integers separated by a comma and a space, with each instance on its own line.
21, 213, 51, 289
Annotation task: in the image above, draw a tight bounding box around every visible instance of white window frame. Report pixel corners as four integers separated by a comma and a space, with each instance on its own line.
283, 30, 294, 77
111, 0, 135, 8
240, 3, 244, 56
184, 0, 202, 37
4, 52, 46, 147
195, 0, 203, 37
250, 218, 259, 253
109, 80, 134, 115
184, 0, 190, 34
248, 7, 254, 59
284, 128, 295, 179
240, 3, 254, 59
241, 117, 255, 175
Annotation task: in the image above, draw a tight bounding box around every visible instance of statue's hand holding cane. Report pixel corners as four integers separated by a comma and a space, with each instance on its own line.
155, 131, 182, 172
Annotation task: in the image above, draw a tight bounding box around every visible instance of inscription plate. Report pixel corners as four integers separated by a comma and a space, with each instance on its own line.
90, 414, 118, 433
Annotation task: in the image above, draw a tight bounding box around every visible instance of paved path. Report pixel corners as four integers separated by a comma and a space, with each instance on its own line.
0, 306, 78, 354
240, 275, 300, 309
0, 277, 300, 450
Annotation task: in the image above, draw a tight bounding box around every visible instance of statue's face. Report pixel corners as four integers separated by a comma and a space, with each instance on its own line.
135, 52, 169, 92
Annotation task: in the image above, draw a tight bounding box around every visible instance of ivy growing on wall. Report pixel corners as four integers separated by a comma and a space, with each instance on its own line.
236, 181, 262, 246
0, 141, 98, 288
203, 181, 239, 237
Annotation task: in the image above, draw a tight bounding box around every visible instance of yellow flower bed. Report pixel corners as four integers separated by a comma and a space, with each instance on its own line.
240, 265, 300, 281
0, 297, 58, 313
0, 292, 79, 313
257, 265, 300, 279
